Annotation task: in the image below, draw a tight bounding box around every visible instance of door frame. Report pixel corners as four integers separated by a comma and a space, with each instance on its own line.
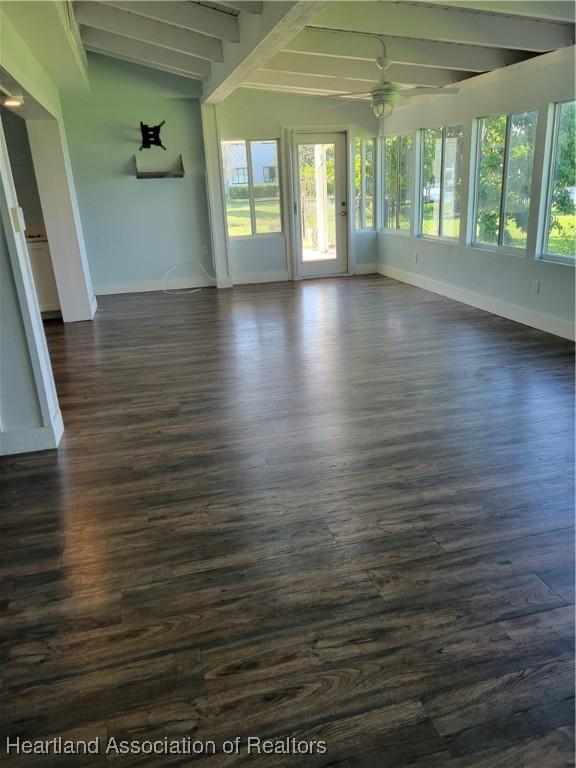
281, 124, 357, 280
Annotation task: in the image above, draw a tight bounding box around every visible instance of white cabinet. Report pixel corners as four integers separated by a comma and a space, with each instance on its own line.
26, 239, 60, 314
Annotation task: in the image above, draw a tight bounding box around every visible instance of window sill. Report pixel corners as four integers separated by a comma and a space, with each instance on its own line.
468, 242, 526, 259
228, 232, 285, 241
537, 253, 576, 267
418, 235, 460, 246
379, 228, 412, 237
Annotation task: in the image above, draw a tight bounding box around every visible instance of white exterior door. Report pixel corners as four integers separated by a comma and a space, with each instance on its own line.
293, 132, 348, 278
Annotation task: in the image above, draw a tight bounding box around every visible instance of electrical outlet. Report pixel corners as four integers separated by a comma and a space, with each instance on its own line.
532, 279, 541, 295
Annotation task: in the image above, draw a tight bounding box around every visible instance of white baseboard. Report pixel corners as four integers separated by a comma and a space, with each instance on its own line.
0, 409, 63, 456
90, 294, 98, 317
94, 276, 214, 296
354, 262, 378, 275
232, 270, 290, 285
378, 264, 575, 340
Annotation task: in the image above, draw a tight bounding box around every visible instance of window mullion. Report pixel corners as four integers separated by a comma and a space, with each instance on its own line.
544, 104, 562, 255
438, 127, 446, 238
246, 140, 257, 236
361, 139, 367, 229
498, 116, 512, 246
396, 136, 401, 230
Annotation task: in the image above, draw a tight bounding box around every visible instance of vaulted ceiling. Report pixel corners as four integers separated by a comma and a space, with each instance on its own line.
73, 1, 576, 101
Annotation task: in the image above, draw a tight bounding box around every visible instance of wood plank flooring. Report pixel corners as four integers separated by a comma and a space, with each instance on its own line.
1, 276, 574, 766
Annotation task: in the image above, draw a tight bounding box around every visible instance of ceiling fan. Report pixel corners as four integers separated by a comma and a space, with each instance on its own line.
328, 38, 459, 120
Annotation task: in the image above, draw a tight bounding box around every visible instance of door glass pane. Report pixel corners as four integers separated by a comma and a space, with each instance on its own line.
442, 125, 464, 240
298, 143, 336, 262
421, 128, 442, 237
250, 140, 281, 234
365, 139, 374, 228
398, 134, 413, 231
384, 136, 398, 229
221, 140, 252, 237
502, 112, 538, 248
546, 101, 576, 258
475, 115, 506, 245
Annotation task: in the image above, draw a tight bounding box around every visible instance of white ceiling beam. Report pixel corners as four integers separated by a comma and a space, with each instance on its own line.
76, 2, 223, 61
241, 82, 353, 96
284, 29, 529, 72
81, 27, 211, 78
203, 0, 330, 103
264, 51, 471, 84
86, 49, 205, 86
247, 66, 464, 91
309, 2, 574, 52
216, 1, 263, 13
425, 1, 576, 23
105, 1, 239, 42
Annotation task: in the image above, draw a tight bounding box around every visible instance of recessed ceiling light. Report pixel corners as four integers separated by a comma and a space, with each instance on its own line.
2, 95, 23, 107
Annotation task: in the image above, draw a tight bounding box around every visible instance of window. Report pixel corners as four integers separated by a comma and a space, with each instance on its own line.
473, 111, 538, 249
354, 137, 375, 229
231, 167, 248, 185
383, 134, 413, 231
542, 101, 575, 263
222, 139, 281, 237
420, 125, 464, 240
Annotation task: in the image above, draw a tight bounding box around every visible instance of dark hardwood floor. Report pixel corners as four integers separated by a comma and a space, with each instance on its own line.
1, 275, 574, 767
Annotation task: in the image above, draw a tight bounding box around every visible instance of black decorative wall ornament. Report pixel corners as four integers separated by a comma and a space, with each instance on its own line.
139, 120, 166, 151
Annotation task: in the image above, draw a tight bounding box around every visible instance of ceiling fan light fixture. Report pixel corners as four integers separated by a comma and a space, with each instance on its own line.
371, 99, 393, 119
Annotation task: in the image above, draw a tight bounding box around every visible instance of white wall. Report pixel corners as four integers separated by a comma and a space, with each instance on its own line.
215, 88, 380, 281
378, 46, 575, 339
1, 108, 46, 236
0, 217, 42, 433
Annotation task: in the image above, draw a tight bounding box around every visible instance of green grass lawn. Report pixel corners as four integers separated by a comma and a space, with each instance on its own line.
228, 199, 574, 259
226, 199, 281, 236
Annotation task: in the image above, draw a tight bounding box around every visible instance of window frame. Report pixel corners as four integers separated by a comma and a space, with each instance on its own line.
222, 138, 283, 239
471, 110, 538, 255
539, 100, 576, 267
418, 125, 465, 243
382, 131, 414, 234
354, 136, 376, 231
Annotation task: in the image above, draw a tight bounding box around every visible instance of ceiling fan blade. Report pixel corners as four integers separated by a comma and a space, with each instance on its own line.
322, 91, 372, 99
401, 86, 460, 97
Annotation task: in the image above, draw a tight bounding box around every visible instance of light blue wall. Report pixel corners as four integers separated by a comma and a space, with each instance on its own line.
217, 88, 379, 278
62, 54, 213, 294
378, 47, 575, 337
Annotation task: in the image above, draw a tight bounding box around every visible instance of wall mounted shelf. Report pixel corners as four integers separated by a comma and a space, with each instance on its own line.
133, 155, 184, 179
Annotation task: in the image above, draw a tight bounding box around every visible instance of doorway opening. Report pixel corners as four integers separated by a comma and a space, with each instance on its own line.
1, 107, 61, 320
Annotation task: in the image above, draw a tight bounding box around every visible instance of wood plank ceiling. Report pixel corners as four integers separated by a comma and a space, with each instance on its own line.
74, 1, 576, 98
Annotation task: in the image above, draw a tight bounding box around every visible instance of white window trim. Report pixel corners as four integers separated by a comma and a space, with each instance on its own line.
354, 137, 376, 231
223, 138, 282, 239
538, 99, 575, 267
471, 111, 538, 255
381, 131, 414, 234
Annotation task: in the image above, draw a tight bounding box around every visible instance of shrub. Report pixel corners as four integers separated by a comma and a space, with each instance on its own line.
228, 183, 279, 200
